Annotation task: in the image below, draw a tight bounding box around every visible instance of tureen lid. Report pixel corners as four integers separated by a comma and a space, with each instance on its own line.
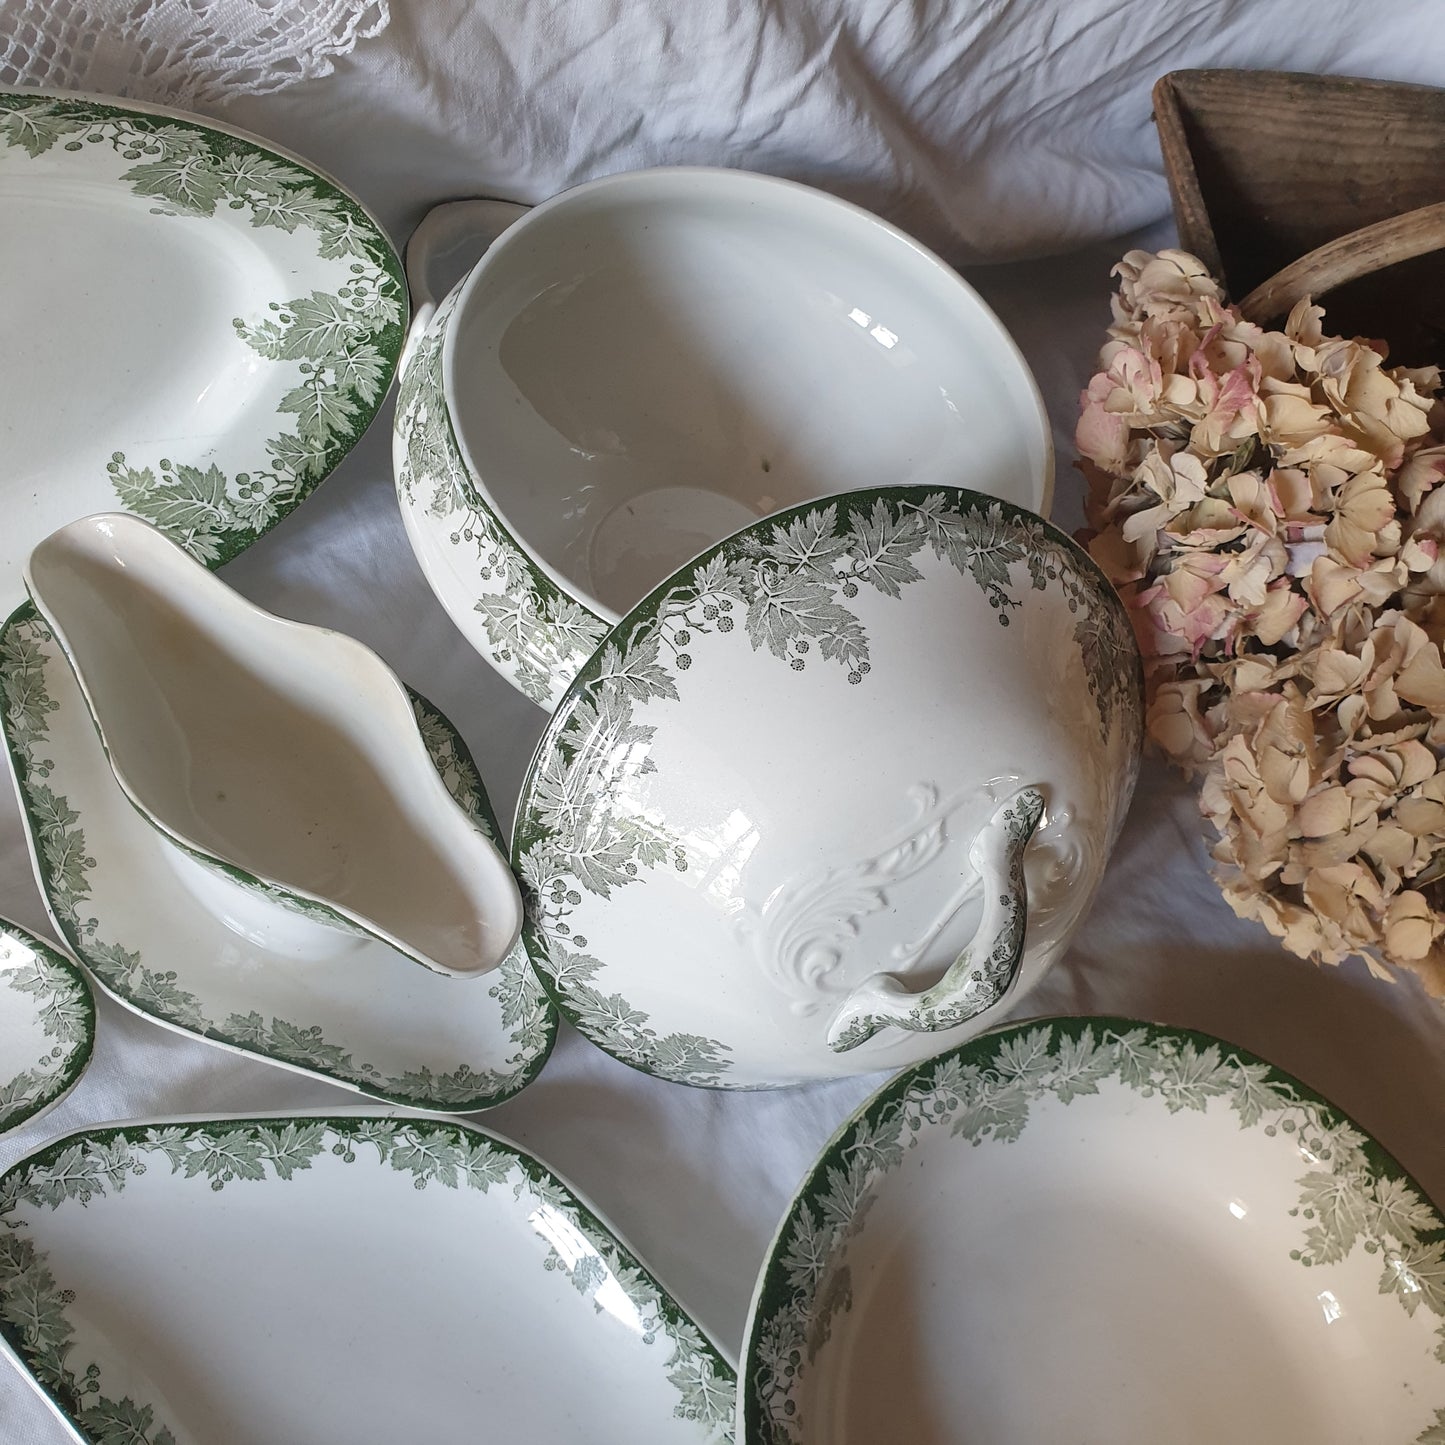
513, 485, 1142, 1089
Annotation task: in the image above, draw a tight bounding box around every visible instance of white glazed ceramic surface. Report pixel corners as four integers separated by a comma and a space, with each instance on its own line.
514, 487, 1142, 1089
0, 917, 93, 1139
0, 1114, 735, 1444
0, 90, 405, 613
395, 171, 1052, 708
741, 1017, 1445, 1445
27, 514, 522, 979
0, 603, 556, 1112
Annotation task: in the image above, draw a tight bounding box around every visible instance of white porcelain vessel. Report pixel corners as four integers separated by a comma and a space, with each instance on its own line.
0, 917, 93, 1138
394, 171, 1052, 707
0, 88, 405, 614
0, 601, 555, 1111
0, 1113, 735, 1444
26, 514, 521, 979
742, 1016, 1445, 1445
514, 486, 1142, 1088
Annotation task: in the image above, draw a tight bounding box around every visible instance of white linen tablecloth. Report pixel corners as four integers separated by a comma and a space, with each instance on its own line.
4, 4, 1445, 1438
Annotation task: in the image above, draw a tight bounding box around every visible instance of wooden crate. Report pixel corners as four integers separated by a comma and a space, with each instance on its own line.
1152, 69, 1445, 363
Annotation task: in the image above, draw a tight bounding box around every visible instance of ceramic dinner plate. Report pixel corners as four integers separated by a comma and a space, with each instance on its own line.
0, 89, 405, 612
742, 1017, 1445, 1445
0, 917, 93, 1138
0, 1113, 735, 1444
0, 603, 556, 1111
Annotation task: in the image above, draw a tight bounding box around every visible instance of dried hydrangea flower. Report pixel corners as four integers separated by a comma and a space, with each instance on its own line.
1078, 251, 1445, 999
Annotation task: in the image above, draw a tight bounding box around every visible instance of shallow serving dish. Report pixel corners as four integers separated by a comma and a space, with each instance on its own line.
514, 486, 1141, 1089
0, 89, 405, 612
742, 1016, 1445, 1444
27, 514, 521, 979
0, 916, 93, 1138
0, 1112, 734, 1444
0, 603, 555, 1112
395, 172, 1052, 707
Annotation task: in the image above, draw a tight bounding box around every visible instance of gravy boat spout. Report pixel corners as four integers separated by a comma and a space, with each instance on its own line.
26, 514, 522, 978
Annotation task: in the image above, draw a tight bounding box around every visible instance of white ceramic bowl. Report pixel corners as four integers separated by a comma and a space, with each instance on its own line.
394, 169, 1052, 707
742, 1017, 1445, 1443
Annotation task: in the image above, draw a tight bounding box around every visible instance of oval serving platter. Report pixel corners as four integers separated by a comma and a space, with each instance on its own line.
0, 917, 94, 1139
0, 89, 405, 611
741, 1016, 1445, 1445
0, 602, 556, 1112
0, 1113, 735, 1444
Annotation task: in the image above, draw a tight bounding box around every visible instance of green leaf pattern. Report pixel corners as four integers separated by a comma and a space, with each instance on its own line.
0, 1118, 734, 1443
0, 923, 93, 1134
394, 290, 610, 705
0, 93, 404, 568
515, 490, 1141, 1086
745, 1019, 1445, 1445
0, 607, 553, 1111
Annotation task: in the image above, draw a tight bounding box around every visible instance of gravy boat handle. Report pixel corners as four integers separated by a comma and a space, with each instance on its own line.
400, 197, 532, 370
825, 786, 1046, 1052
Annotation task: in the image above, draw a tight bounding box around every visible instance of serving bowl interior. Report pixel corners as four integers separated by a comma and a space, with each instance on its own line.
446, 168, 1052, 621
26, 515, 521, 978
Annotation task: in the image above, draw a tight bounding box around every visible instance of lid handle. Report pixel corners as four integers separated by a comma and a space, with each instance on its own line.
826, 787, 1045, 1052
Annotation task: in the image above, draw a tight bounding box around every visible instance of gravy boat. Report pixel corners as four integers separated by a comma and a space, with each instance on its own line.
26, 514, 522, 978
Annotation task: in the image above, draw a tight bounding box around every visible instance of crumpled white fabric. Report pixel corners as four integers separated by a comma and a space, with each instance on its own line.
211, 0, 1445, 263
0, 0, 388, 107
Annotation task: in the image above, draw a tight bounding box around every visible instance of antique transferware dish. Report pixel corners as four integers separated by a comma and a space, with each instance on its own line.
741, 1017, 1445, 1444
514, 486, 1142, 1089
0, 89, 405, 612
395, 170, 1052, 707
0, 917, 93, 1139
0, 602, 555, 1111
27, 514, 522, 979
0, 1114, 735, 1444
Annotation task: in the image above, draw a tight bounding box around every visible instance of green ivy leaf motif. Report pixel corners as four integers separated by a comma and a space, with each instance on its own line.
394, 293, 609, 707
77, 1395, 177, 1445
279, 377, 361, 446
121, 154, 225, 214
247, 187, 349, 236
110, 461, 234, 563
1382, 1242, 1445, 1319
0, 925, 93, 1133
1418, 1407, 1445, 1444
0, 101, 72, 157
847, 497, 926, 599
746, 1019, 1445, 1445
0, 1120, 735, 1444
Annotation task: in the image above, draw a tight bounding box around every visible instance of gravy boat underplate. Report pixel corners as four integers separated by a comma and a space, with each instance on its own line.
26, 514, 522, 978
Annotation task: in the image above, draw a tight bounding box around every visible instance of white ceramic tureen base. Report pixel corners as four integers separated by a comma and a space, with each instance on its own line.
0, 1114, 735, 1445
0, 916, 93, 1138
742, 1017, 1445, 1445
0, 603, 555, 1112
394, 173, 1052, 709
0, 89, 405, 613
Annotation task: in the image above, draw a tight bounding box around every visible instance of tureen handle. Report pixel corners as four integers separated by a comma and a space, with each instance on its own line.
400, 197, 532, 372
825, 786, 1045, 1053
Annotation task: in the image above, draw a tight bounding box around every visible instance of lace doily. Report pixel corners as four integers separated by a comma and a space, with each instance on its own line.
0, 0, 389, 107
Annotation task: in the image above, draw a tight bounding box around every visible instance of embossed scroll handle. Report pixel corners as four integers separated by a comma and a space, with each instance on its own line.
400, 197, 531, 371
826, 787, 1046, 1053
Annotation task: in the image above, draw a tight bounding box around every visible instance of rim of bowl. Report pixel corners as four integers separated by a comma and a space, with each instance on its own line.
439, 165, 1055, 626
